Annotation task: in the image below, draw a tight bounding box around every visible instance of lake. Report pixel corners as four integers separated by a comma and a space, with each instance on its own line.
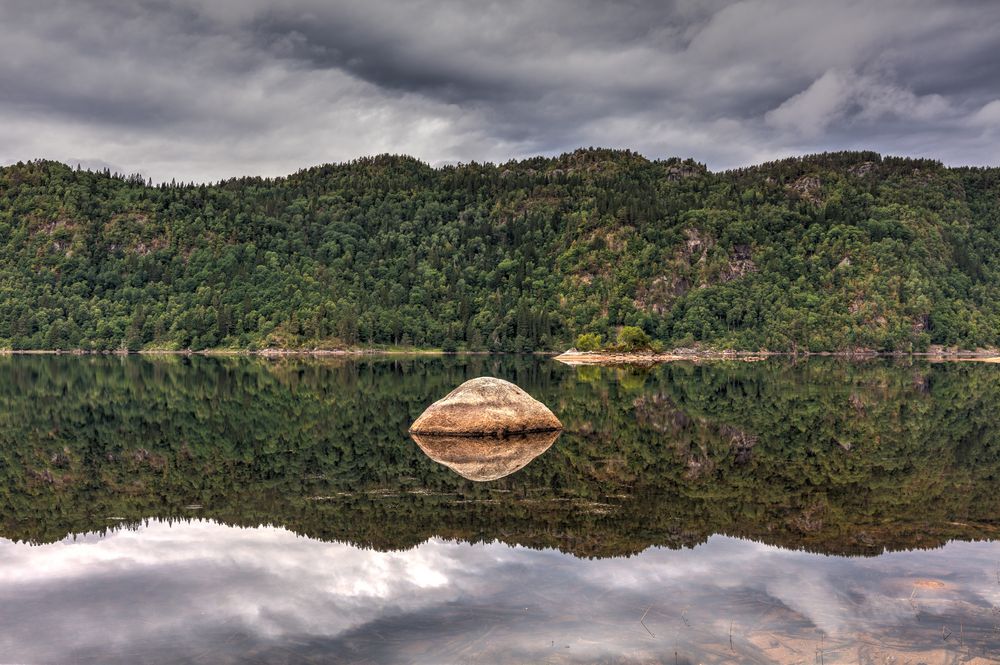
1, 355, 999, 663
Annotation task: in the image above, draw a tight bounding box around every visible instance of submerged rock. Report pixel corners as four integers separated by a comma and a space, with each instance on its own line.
409, 377, 562, 436
411, 430, 560, 481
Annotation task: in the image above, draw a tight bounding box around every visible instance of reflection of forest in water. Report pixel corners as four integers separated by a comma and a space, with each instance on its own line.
2, 355, 1000, 556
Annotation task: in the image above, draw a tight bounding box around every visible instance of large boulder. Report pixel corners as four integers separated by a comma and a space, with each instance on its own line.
411, 431, 560, 481
409, 377, 562, 436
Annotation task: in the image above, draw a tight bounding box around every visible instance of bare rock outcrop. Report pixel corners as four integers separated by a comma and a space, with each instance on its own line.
409, 377, 562, 436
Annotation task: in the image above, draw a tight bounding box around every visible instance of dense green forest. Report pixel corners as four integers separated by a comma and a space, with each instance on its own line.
3, 355, 999, 556
2, 149, 999, 351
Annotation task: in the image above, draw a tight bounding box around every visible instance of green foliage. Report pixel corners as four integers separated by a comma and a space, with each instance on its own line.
574, 333, 602, 351
2, 355, 1000, 557
2, 150, 1000, 351
615, 326, 651, 351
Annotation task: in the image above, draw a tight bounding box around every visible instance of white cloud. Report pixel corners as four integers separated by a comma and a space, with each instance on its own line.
970, 99, 1000, 127
766, 69, 952, 138
765, 69, 853, 137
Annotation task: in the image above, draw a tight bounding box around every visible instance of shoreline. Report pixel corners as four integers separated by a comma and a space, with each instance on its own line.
0, 348, 460, 357
2, 347, 999, 363
553, 348, 1000, 365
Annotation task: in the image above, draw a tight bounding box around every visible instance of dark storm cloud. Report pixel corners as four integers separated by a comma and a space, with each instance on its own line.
249, 1, 714, 102
1, 0, 999, 182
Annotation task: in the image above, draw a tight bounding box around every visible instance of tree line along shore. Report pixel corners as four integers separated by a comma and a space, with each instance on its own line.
2, 347, 998, 366
2, 148, 1000, 353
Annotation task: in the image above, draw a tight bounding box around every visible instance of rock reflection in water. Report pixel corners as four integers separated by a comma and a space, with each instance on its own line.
410, 430, 560, 481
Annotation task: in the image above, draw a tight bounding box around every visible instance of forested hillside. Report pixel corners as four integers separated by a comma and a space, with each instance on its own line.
1, 149, 999, 352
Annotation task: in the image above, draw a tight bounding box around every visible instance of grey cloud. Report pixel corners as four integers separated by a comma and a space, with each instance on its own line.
1, 0, 1000, 182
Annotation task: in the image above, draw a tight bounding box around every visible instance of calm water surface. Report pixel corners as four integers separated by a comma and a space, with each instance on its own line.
1, 355, 999, 663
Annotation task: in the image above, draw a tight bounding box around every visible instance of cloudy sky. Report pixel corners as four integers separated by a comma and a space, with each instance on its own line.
2, 521, 999, 662
3, 0, 1000, 182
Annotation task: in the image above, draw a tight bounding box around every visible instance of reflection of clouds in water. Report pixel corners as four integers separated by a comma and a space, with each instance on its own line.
765, 568, 851, 636
1, 528, 413, 659
572, 537, 856, 635
0, 523, 998, 664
